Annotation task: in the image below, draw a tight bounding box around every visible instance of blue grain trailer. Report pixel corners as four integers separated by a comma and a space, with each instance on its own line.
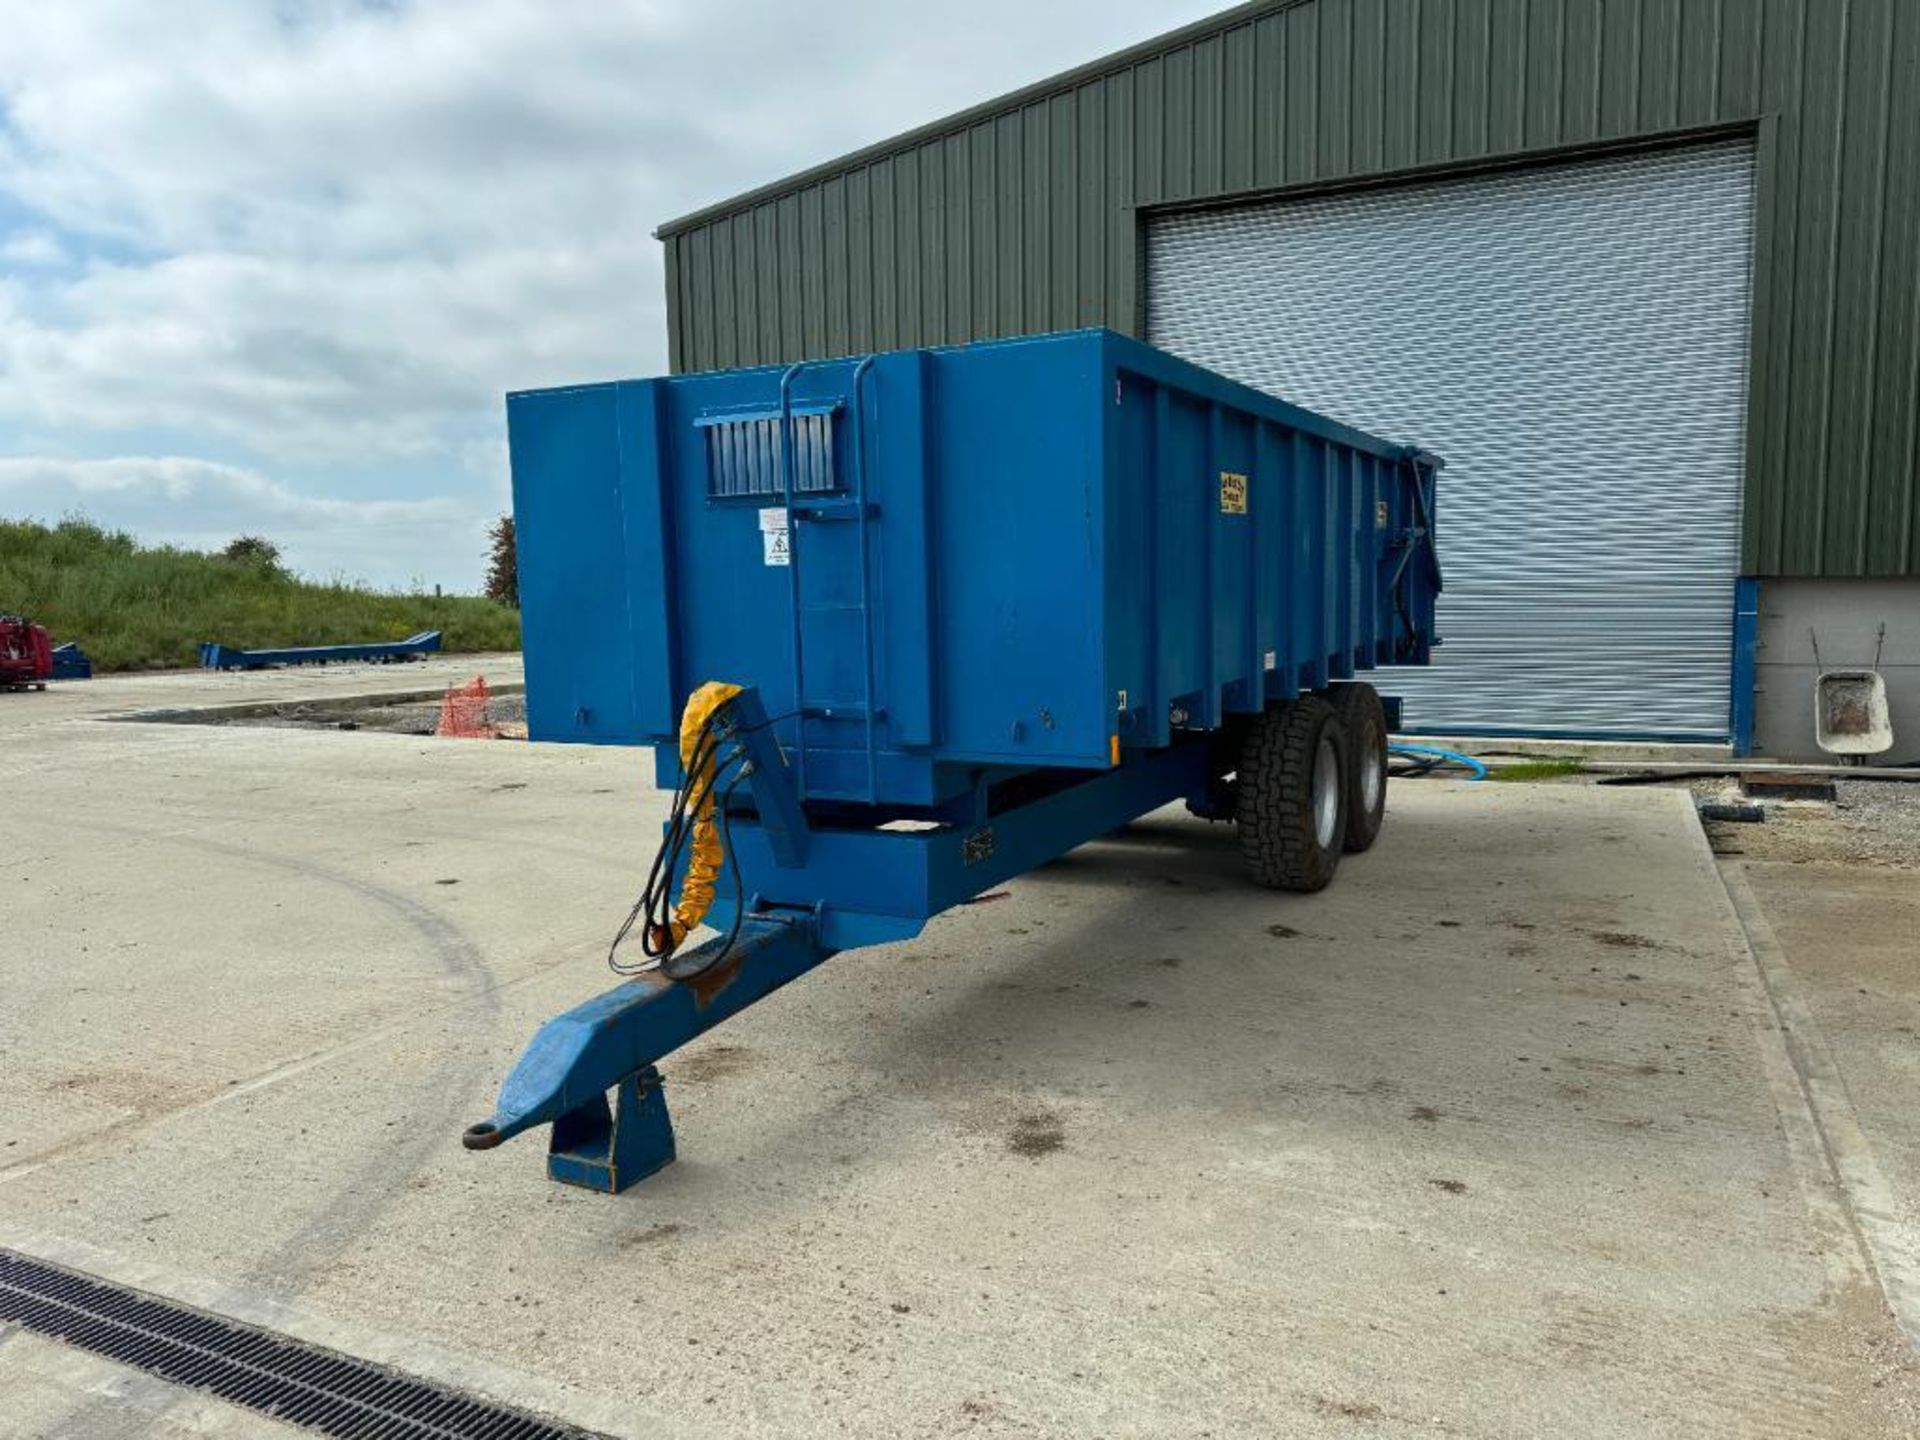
470, 329, 1440, 1192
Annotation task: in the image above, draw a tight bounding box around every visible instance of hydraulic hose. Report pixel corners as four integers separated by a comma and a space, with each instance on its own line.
1388, 742, 1488, 781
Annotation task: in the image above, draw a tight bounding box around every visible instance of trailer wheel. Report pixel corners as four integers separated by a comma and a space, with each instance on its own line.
1329, 682, 1388, 853
1237, 697, 1348, 892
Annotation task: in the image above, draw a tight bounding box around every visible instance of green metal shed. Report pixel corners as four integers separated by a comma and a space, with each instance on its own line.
653, 0, 1920, 753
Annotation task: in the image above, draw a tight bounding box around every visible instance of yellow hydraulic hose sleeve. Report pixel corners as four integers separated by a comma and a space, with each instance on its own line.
653, 680, 744, 955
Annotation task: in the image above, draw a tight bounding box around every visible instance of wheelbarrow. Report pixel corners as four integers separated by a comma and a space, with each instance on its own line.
1811, 624, 1894, 761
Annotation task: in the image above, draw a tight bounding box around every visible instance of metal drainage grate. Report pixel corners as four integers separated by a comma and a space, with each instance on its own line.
0, 1249, 602, 1439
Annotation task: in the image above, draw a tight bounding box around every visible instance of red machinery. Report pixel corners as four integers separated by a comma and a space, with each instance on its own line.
0, 615, 53, 691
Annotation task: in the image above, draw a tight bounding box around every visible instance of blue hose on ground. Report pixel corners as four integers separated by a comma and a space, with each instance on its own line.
1388, 743, 1489, 781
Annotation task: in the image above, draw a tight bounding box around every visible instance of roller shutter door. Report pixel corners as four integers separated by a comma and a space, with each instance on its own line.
1146, 140, 1755, 740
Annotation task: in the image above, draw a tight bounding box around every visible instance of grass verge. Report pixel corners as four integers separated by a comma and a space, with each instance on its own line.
1487, 758, 1588, 782
1, 517, 520, 672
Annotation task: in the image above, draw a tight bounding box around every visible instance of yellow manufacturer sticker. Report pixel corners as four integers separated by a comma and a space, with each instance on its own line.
1219, 471, 1248, 515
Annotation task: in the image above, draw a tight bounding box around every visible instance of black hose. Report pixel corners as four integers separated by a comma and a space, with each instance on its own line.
607, 700, 807, 980
661, 767, 752, 982
609, 719, 736, 975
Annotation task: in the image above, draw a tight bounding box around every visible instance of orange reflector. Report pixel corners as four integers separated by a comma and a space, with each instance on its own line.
1110, 734, 1121, 767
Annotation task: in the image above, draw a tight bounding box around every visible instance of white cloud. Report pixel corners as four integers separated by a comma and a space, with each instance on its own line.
0, 455, 484, 589
0, 0, 1224, 586
2, 244, 649, 457
0, 229, 66, 266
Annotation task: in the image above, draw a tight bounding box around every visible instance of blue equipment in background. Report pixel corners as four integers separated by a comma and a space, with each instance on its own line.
199, 631, 442, 670
50, 643, 92, 681
469, 329, 1441, 1192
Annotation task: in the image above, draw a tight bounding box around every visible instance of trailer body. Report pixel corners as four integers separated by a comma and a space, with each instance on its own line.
510, 328, 1438, 810
198, 631, 442, 670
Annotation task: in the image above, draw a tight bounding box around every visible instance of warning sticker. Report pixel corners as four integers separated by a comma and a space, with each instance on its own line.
1219, 471, 1248, 515
758, 507, 790, 566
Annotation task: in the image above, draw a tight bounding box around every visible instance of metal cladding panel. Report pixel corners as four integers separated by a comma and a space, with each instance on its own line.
506, 330, 1439, 805
1147, 141, 1756, 740
659, 0, 1920, 580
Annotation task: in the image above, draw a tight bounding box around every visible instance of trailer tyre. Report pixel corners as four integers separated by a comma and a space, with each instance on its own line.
1329, 682, 1388, 853
1237, 697, 1348, 892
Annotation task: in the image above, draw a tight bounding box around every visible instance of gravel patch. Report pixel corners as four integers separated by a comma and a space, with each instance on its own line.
1691, 776, 1920, 867
1831, 779, 1920, 866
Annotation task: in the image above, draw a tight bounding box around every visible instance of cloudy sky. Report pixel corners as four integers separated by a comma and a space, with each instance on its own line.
0, 0, 1220, 590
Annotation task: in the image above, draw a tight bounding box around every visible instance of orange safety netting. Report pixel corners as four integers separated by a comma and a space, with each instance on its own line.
436, 676, 497, 739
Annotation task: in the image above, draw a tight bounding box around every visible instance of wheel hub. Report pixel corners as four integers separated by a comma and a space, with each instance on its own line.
1359, 739, 1384, 813
1312, 734, 1340, 849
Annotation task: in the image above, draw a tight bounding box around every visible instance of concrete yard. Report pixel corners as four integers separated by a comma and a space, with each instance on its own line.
4, 662, 1917, 1438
